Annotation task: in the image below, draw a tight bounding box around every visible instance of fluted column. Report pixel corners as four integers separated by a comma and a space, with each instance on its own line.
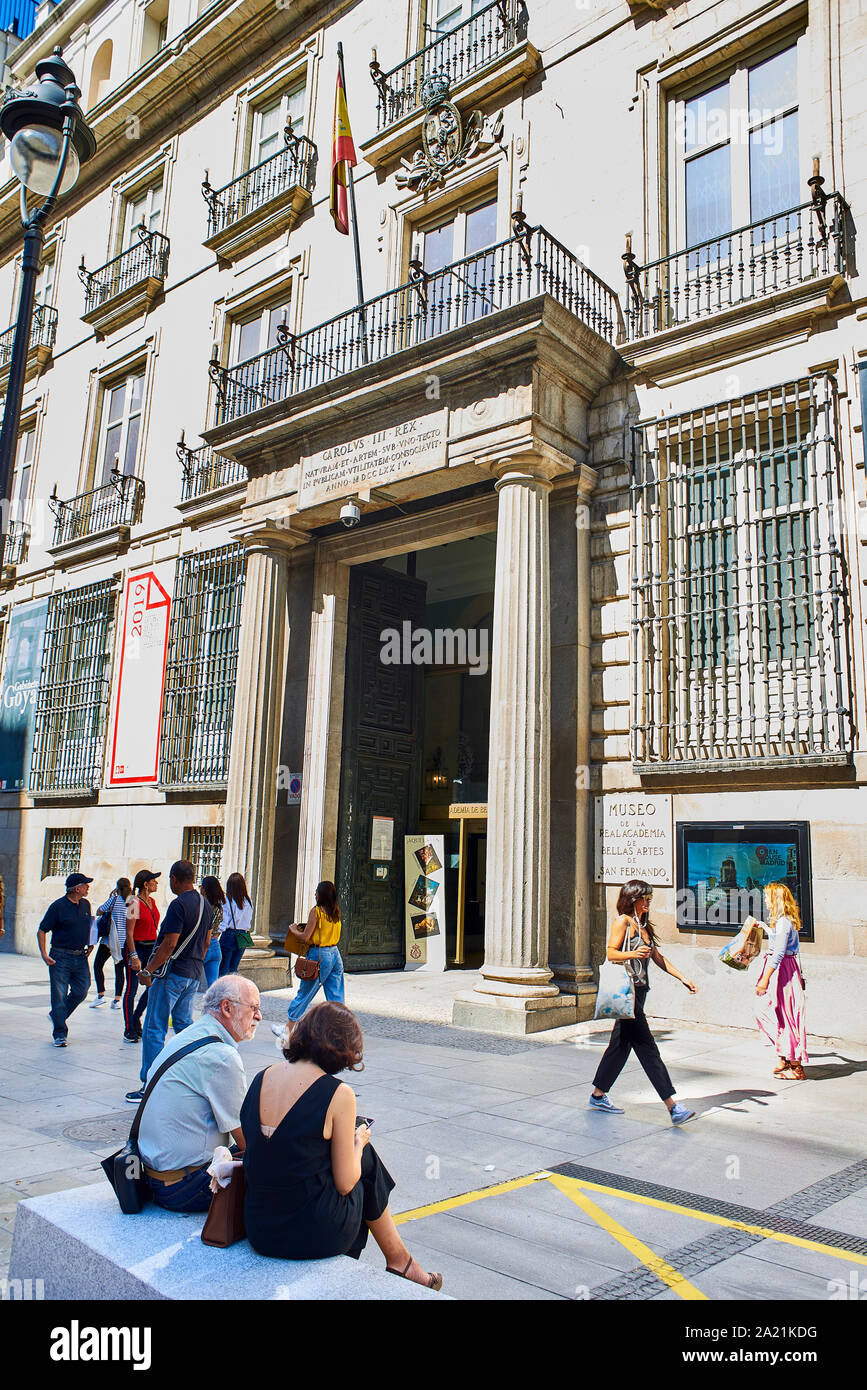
222, 524, 298, 935
453, 463, 578, 1034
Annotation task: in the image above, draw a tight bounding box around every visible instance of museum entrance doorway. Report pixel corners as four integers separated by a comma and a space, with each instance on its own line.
335, 534, 495, 971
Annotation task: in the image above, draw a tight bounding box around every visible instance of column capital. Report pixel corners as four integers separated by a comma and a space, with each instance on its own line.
228, 515, 308, 554
481, 442, 583, 486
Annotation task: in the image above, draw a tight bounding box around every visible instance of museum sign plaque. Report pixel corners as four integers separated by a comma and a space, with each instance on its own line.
298, 410, 448, 509
594, 794, 673, 886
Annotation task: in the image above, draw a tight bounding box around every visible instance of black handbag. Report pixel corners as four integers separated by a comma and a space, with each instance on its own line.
101, 1035, 221, 1213
96, 892, 117, 939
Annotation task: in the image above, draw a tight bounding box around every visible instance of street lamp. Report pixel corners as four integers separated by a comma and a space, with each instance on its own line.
0, 46, 96, 568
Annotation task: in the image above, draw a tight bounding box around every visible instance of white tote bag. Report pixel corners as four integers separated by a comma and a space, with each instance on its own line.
594, 960, 635, 1020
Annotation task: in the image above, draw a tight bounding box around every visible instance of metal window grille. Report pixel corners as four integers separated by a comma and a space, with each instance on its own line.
203, 136, 317, 239
0, 303, 58, 369
184, 826, 224, 881
630, 374, 853, 769
44, 827, 83, 878
160, 543, 246, 786
79, 231, 170, 315
30, 579, 116, 792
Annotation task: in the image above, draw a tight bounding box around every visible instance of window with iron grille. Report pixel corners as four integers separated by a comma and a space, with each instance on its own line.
43, 827, 83, 879
184, 825, 224, 881
630, 374, 853, 770
160, 542, 246, 786
30, 579, 116, 792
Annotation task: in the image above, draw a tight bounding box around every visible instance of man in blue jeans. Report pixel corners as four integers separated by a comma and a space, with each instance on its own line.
38, 873, 95, 1046
126, 860, 210, 1104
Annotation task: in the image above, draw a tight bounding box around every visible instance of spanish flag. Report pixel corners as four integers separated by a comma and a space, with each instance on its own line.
330, 64, 357, 235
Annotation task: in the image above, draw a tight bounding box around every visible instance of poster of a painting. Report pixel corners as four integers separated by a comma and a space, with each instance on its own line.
404, 835, 446, 971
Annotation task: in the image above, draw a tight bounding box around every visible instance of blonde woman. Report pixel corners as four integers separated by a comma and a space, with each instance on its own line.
755, 882, 807, 1080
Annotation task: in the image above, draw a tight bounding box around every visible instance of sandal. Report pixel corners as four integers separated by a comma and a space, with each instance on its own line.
386, 1254, 443, 1291
772, 1060, 789, 1077
784, 1062, 805, 1080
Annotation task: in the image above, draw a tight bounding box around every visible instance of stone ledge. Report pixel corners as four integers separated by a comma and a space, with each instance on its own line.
9, 1184, 445, 1301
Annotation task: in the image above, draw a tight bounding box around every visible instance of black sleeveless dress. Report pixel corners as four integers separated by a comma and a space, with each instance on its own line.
241, 1069, 395, 1260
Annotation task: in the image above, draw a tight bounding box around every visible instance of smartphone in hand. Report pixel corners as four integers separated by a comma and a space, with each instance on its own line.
355, 1116, 375, 1129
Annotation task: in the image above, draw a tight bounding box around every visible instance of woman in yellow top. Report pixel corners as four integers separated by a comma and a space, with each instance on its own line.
281, 881, 345, 1030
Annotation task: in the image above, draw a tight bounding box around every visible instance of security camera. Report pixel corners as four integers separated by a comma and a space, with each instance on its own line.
340, 499, 361, 528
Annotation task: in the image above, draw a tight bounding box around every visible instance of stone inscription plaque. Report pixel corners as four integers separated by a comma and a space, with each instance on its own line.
298, 411, 448, 509
594, 794, 673, 886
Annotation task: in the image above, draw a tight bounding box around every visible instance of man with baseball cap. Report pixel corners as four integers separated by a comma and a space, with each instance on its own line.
38, 872, 95, 1047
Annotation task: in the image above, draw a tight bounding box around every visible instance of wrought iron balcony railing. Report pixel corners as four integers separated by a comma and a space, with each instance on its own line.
79, 228, 170, 315
50, 472, 145, 547
202, 133, 317, 239
212, 224, 620, 426
371, 0, 529, 132
623, 193, 851, 341
0, 303, 57, 370
177, 435, 247, 501
3, 521, 30, 567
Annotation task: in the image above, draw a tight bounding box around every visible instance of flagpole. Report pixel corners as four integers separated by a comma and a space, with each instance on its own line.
337, 42, 368, 364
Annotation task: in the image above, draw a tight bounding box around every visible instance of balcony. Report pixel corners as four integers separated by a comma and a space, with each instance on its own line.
48, 473, 145, 564
621, 193, 853, 377
0, 304, 57, 386
209, 226, 622, 428
1, 521, 30, 573
176, 435, 247, 522
202, 133, 317, 265
79, 228, 170, 337
364, 0, 538, 167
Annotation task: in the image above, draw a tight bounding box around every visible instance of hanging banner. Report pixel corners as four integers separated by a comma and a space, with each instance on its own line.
0, 597, 49, 791
108, 568, 172, 786
404, 833, 446, 973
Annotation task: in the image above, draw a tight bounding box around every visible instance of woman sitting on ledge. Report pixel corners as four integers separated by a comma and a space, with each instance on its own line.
241, 1001, 442, 1290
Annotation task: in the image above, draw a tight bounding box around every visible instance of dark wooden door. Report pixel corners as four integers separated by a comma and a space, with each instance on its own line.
336, 564, 426, 971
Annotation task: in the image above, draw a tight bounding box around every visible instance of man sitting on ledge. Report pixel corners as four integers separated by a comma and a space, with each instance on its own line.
137, 974, 262, 1212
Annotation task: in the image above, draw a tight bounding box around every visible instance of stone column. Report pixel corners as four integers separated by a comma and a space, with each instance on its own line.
294, 550, 350, 921
222, 523, 298, 940
454, 463, 578, 1034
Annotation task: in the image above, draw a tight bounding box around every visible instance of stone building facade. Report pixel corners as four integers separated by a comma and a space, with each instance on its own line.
0, 0, 864, 1038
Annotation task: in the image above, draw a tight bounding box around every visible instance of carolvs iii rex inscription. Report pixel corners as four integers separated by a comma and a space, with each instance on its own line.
298, 411, 448, 509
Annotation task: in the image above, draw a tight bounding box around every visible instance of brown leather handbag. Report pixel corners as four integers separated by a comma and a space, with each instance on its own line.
294, 950, 320, 981
201, 1165, 246, 1248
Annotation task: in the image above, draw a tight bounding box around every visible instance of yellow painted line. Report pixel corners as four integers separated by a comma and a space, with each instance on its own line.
547, 1172, 708, 1300
567, 1175, 867, 1267
393, 1171, 547, 1225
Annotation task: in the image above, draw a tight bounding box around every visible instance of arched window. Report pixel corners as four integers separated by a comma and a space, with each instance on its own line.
87, 39, 113, 109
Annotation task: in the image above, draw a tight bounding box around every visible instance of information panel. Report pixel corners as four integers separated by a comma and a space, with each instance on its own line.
404, 834, 446, 973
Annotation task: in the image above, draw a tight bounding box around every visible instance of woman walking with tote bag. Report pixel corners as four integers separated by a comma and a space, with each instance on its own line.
589, 879, 698, 1123
755, 882, 808, 1080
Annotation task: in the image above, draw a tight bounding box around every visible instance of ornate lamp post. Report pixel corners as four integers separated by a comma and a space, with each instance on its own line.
0, 46, 96, 567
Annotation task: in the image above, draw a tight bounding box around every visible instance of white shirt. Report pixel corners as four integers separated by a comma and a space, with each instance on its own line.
222, 897, 253, 935
137, 1016, 246, 1171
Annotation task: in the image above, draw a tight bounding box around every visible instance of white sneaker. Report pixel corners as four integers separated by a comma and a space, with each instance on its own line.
110, 999, 121, 1010
89, 995, 107, 1008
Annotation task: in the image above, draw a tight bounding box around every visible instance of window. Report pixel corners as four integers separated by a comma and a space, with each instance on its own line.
87, 39, 113, 109
140, 0, 169, 63
416, 195, 498, 333
35, 256, 54, 310
10, 426, 35, 526
160, 543, 247, 786
249, 85, 306, 168
43, 828, 83, 879
674, 43, 800, 251
429, 0, 488, 34
184, 826, 224, 881
123, 183, 163, 247
231, 299, 291, 365
97, 371, 145, 484
31, 579, 116, 793
631, 375, 852, 767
